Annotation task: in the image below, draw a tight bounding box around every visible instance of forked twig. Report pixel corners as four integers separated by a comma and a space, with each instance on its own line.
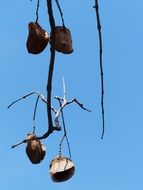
54, 77, 91, 129
67, 98, 91, 112
8, 91, 57, 141
56, 77, 91, 158
57, 77, 72, 158
94, 0, 105, 139
54, 97, 91, 127
7, 91, 55, 112
10, 78, 91, 148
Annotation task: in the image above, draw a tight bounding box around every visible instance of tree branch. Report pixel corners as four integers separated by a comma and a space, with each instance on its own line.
37, 0, 58, 140
94, 0, 105, 139
47, 0, 55, 29
7, 92, 36, 109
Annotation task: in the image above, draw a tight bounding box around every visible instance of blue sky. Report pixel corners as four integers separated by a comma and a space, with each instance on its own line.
1, 0, 143, 189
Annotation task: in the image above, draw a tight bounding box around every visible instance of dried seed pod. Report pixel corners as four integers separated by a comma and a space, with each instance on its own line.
49, 155, 75, 182
26, 134, 46, 164
50, 26, 73, 54
26, 22, 49, 54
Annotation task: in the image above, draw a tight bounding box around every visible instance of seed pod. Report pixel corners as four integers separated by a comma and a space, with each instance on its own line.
49, 155, 75, 182
50, 26, 73, 54
26, 22, 49, 54
26, 134, 46, 164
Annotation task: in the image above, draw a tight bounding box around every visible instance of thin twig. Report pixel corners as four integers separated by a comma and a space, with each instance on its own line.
94, 0, 105, 139
54, 96, 91, 127
32, 95, 40, 133
35, 0, 40, 23
67, 99, 92, 112
8, 91, 56, 114
59, 134, 65, 156
11, 139, 27, 149
58, 80, 72, 158
55, 0, 65, 27
60, 106, 72, 158
7, 92, 36, 109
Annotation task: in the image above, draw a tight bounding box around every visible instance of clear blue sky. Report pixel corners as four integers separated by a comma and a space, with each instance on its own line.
1, 0, 143, 189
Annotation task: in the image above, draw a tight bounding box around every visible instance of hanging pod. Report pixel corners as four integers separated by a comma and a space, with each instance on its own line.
26, 22, 49, 54
26, 134, 46, 164
49, 155, 75, 182
50, 26, 73, 54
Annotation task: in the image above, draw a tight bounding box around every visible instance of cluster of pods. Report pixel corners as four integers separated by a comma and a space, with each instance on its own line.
25, 21, 74, 182
26, 133, 75, 182
26, 22, 73, 54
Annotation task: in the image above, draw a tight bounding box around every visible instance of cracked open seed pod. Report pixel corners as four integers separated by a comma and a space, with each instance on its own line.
49, 155, 75, 182
26, 134, 46, 164
50, 26, 73, 54
26, 22, 49, 54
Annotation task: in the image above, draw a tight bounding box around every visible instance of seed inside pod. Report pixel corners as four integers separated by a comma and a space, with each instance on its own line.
49, 155, 75, 182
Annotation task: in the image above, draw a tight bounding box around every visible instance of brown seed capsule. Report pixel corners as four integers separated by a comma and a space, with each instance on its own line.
50, 26, 73, 54
49, 155, 75, 182
26, 22, 49, 54
26, 134, 46, 164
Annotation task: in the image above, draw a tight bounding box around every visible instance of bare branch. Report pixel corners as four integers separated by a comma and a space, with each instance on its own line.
67, 98, 92, 112
57, 96, 72, 158
55, 0, 65, 27
93, 0, 105, 139
36, 0, 63, 140
11, 139, 27, 149
35, 0, 40, 23
10, 0, 92, 145
44, 0, 55, 135
32, 95, 40, 133
7, 92, 36, 109
54, 78, 91, 129
7, 91, 56, 113
47, 0, 55, 29
37, 126, 61, 140
40, 47, 56, 139
54, 98, 91, 128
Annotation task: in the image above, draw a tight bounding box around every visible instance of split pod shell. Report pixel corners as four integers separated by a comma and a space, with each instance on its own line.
49, 155, 75, 182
